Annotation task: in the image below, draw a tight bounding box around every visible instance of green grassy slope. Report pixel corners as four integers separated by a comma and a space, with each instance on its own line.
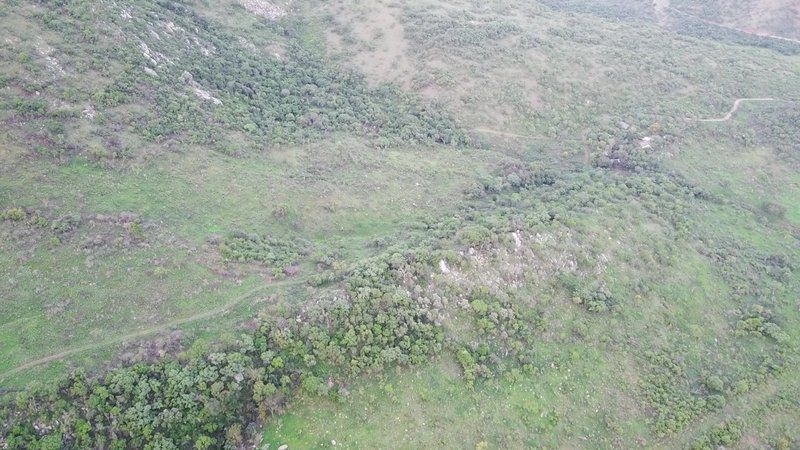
0, 0, 484, 377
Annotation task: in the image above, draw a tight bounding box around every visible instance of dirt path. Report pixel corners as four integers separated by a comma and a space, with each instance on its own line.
653, 0, 671, 26
667, 7, 800, 45
0, 276, 309, 381
669, 370, 799, 448
471, 127, 547, 140
693, 97, 780, 122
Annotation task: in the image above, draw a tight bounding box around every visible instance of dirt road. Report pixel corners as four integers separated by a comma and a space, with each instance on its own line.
471, 127, 547, 140
694, 97, 780, 122
0, 276, 309, 381
667, 6, 800, 45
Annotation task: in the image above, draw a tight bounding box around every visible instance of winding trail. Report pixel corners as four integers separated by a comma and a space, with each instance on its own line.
471, 127, 547, 140
667, 6, 800, 45
0, 276, 310, 381
692, 97, 783, 122
653, 0, 671, 26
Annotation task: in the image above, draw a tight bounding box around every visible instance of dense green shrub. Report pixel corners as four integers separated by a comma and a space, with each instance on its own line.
690, 419, 743, 449
456, 224, 493, 247
559, 274, 616, 313
703, 375, 725, 393
1, 208, 26, 221
736, 305, 789, 343
13, 97, 48, 117
640, 351, 722, 436
536, 0, 654, 20
220, 232, 308, 269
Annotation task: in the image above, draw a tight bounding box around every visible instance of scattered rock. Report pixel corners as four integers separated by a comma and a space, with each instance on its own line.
36, 42, 65, 76
193, 87, 223, 105
162, 21, 182, 34
239, 0, 288, 20
82, 105, 96, 120
439, 259, 450, 274
181, 71, 223, 105
512, 231, 522, 249
139, 41, 172, 66
618, 121, 630, 130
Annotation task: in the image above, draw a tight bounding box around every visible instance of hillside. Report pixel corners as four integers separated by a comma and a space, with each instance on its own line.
1, 0, 799, 448
670, 0, 800, 41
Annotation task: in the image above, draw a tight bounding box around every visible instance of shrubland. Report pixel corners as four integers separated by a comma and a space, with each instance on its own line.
2, 0, 800, 448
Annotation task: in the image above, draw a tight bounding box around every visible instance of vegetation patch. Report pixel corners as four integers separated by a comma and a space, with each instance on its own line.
220, 232, 309, 271
2, 0, 800, 448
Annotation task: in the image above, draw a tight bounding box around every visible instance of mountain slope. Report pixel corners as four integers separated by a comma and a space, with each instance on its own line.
1, 0, 799, 448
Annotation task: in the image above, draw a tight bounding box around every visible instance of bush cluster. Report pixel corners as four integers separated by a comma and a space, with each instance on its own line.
689, 419, 743, 450
1, 208, 80, 235
0, 250, 443, 448
559, 273, 616, 313
640, 351, 725, 437
403, 11, 521, 57
220, 232, 308, 271
735, 305, 789, 343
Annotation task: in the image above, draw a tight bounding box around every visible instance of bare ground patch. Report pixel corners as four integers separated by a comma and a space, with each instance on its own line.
238, 0, 289, 20
323, 1, 414, 87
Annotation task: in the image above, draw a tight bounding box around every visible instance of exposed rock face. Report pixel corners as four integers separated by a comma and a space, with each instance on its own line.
239, 0, 288, 20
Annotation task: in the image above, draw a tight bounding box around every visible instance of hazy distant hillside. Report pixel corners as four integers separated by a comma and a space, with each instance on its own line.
671, 0, 800, 40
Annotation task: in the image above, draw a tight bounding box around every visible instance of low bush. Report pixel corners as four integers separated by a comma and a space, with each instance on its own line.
220, 232, 308, 269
